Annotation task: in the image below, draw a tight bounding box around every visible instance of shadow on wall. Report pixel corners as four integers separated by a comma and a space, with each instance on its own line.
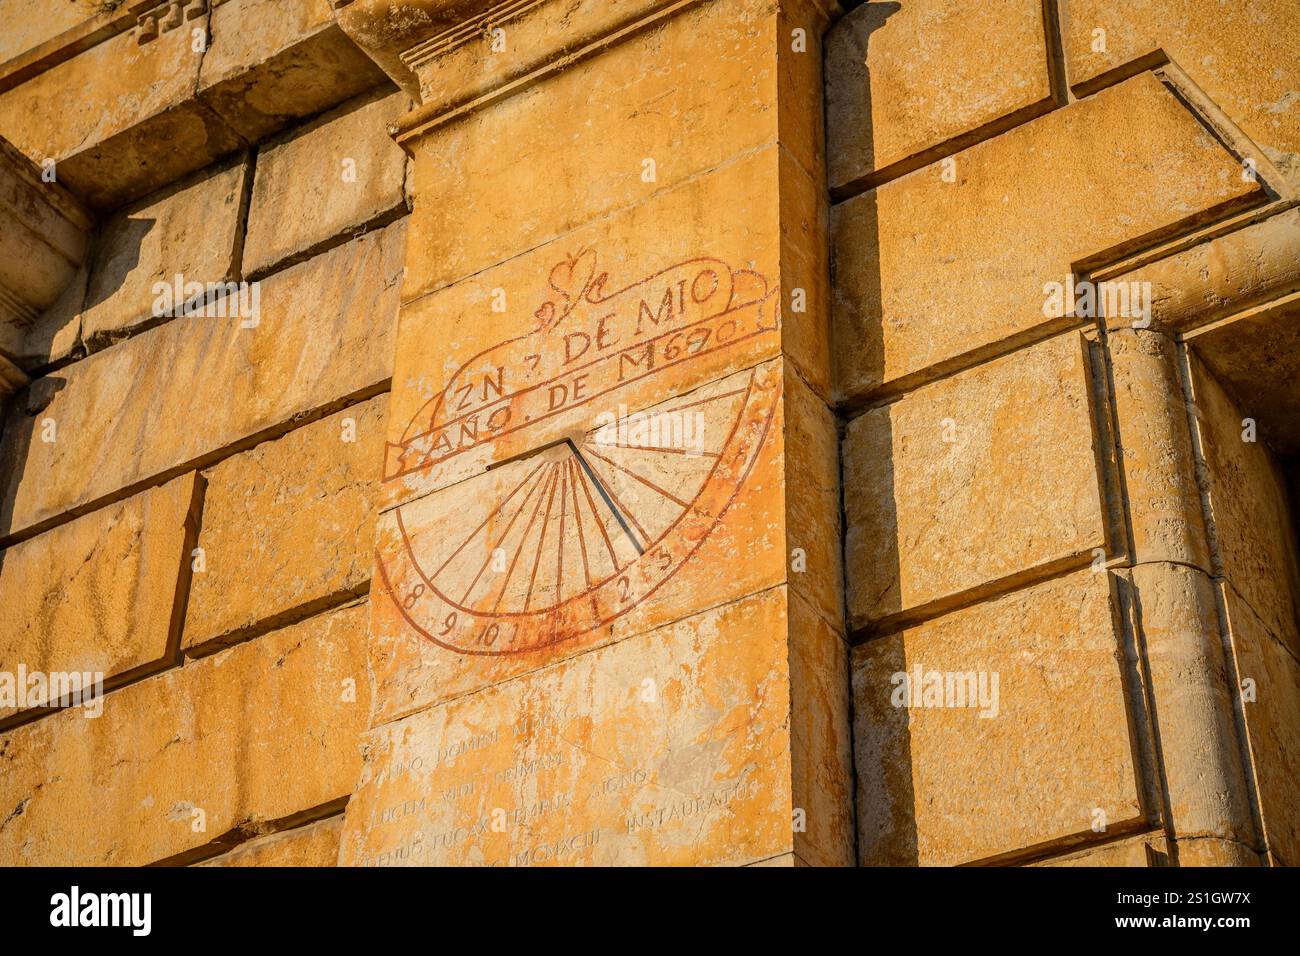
827, 1, 920, 865
0, 178, 157, 544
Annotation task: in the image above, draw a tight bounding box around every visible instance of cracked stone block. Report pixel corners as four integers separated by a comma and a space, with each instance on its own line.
197, 815, 343, 866
0, 13, 244, 211
0, 0, 98, 65
198, 0, 389, 143
242, 91, 409, 277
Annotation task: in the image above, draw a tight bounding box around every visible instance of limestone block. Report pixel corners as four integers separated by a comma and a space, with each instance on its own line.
843, 332, 1107, 631
1224, 586, 1300, 866
1064, 0, 1300, 181
185, 395, 386, 651
783, 360, 843, 629
0, 602, 370, 866
387, 146, 788, 509
369, 360, 788, 722
390, 0, 681, 107
198, 0, 389, 143
1187, 355, 1300, 657
1031, 833, 1169, 867
1127, 562, 1257, 846
340, 586, 854, 867
1106, 329, 1210, 568
0, 219, 406, 542
0, 135, 92, 331
0, 473, 199, 722
852, 569, 1143, 866
399, 0, 791, 302
831, 72, 1263, 401
0, 0, 98, 66
197, 816, 343, 867
242, 91, 409, 277
0, 15, 244, 210
825, 0, 1053, 191
1106, 208, 1300, 335
82, 157, 250, 347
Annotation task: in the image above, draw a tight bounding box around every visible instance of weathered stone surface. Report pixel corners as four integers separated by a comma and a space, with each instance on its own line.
1175, 836, 1260, 866
387, 146, 787, 509
1224, 586, 1300, 867
331, 0, 502, 95
0, 15, 244, 210
0, 601, 369, 865
82, 157, 250, 346
400, 0, 797, 303
185, 396, 386, 651
825, 0, 1052, 190
1064, 0, 1300, 181
1106, 208, 1300, 336
1126, 562, 1257, 847
843, 332, 1106, 631
369, 360, 789, 722
1188, 354, 1300, 658
1106, 329, 1210, 569
831, 72, 1263, 400
197, 815, 343, 867
198, 0, 388, 143
1030, 833, 1168, 867
0, 473, 198, 722
852, 569, 1143, 866
242, 91, 409, 278
340, 586, 853, 867
0, 219, 406, 542
0, 0, 96, 66
782, 359, 842, 629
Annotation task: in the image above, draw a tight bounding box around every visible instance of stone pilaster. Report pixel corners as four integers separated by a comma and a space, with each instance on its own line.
335, 0, 854, 867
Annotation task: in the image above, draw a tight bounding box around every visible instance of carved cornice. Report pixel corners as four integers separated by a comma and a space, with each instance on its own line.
135, 0, 222, 46
334, 0, 838, 140
331, 0, 505, 95
395, 0, 703, 142
0, 135, 92, 367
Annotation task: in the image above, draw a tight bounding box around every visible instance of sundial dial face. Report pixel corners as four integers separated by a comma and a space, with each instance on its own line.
376, 248, 783, 657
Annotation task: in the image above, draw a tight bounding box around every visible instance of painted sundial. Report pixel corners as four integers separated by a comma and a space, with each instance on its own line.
376, 248, 782, 656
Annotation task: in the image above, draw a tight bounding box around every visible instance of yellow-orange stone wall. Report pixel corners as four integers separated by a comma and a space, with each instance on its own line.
0, 0, 1295, 867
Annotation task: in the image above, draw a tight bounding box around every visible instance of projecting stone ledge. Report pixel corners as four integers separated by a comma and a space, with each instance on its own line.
0, 134, 91, 393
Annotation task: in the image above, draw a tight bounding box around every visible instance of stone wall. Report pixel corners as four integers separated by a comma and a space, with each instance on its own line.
827, 0, 1299, 866
0, 0, 408, 865
0, 0, 1295, 867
